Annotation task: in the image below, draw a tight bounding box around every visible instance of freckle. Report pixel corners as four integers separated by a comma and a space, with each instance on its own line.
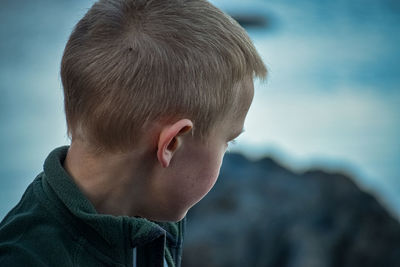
128, 47, 133, 52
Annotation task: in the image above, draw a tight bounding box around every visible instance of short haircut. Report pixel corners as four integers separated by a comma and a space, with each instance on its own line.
61, 0, 267, 152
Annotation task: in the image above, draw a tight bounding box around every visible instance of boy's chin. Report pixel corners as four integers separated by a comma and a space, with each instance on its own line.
153, 209, 188, 223
172, 210, 188, 222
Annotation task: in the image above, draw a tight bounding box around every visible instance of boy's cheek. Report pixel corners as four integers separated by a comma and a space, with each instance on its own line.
172, 165, 221, 212
164, 143, 225, 213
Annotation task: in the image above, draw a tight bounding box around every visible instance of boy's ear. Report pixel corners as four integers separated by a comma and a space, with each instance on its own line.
157, 119, 193, 168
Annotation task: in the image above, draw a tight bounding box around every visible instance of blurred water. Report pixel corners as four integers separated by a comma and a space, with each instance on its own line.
0, 0, 399, 219
217, 0, 400, 217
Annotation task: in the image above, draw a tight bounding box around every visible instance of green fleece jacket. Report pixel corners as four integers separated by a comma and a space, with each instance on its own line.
0, 146, 185, 267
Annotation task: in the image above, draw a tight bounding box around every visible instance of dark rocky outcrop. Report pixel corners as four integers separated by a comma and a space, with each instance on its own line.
182, 153, 400, 267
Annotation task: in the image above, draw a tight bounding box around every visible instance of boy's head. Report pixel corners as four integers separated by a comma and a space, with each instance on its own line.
61, 0, 267, 153
61, 0, 266, 221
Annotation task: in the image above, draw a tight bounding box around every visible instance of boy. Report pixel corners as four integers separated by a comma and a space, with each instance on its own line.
0, 0, 266, 266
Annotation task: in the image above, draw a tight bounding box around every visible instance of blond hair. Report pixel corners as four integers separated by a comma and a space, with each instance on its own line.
61, 0, 267, 152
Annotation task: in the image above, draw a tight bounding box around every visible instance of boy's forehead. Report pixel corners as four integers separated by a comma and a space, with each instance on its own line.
219, 77, 254, 138
232, 77, 254, 118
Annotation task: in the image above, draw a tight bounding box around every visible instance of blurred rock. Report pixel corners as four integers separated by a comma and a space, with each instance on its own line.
183, 153, 400, 267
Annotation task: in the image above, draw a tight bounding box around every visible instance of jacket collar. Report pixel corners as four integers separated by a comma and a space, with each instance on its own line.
41, 146, 182, 255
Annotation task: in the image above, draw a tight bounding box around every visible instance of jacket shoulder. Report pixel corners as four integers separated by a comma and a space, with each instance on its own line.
0, 177, 76, 266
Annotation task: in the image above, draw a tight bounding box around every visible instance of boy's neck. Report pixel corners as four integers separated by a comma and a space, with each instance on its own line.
63, 141, 157, 218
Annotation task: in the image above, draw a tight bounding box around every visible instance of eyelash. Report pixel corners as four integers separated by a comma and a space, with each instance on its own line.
228, 139, 237, 145
226, 139, 237, 152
